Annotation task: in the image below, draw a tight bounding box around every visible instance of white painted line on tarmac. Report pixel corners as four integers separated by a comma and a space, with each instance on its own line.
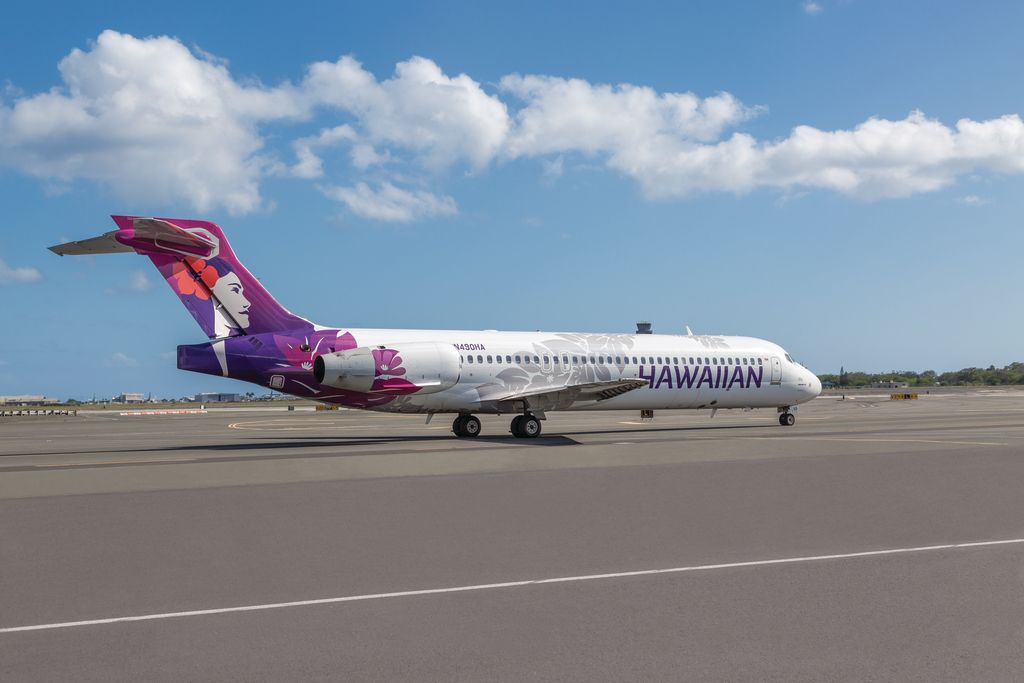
3, 537, 1023, 635
750, 436, 1007, 446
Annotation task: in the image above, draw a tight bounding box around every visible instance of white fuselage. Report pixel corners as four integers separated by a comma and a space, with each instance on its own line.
339, 328, 822, 414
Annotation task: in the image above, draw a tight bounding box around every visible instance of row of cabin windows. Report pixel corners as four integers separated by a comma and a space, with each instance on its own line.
460, 354, 765, 367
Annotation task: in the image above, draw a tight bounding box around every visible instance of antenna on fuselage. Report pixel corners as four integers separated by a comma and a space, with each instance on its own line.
685, 326, 694, 336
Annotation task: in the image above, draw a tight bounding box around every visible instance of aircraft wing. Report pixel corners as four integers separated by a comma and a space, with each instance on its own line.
483, 378, 649, 412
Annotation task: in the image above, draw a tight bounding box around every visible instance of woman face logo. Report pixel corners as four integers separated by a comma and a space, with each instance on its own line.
212, 271, 251, 329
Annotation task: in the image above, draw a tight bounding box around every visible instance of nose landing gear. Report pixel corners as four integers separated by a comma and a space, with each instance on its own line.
510, 413, 542, 438
778, 408, 796, 426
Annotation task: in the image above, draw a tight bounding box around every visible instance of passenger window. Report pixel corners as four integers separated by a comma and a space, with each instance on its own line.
742, 358, 747, 365
533, 356, 540, 364
506, 355, 512, 363
705, 357, 710, 365
673, 357, 678, 365
477, 355, 483, 364
657, 356, 663, 364
552, 356, 559, 365
631, 356, 637, 364
727, 358, 732, 365
572, 356, 578, 364
689, 357, 695, 364
496, 355, 503, 364
544, 355, 550, 364
515, 355, 522, 363
467, 355, 474, 364
487, 355, 493, 363
562, 355, 569, 365
758, 358, 763, 365
712, 357, 717, 365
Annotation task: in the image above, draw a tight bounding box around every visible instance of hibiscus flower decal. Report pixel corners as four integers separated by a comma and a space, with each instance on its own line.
170, 258, 219, 300
372, 348, 406, 378
370, 348, 419, 394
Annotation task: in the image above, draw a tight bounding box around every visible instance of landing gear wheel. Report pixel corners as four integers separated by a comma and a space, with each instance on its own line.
521, 415, 542, 438
511, 414, 541, 438
453, 415, 482, 437
779, 412, 796, 426
462, 415, 481, 437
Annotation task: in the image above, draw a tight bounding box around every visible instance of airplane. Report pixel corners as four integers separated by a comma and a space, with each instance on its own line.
50, 216, 822, 438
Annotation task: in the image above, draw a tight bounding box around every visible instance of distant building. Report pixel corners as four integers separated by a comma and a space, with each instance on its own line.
113, 393, 146, 403
193, 392, 242, 403
0, 395, 60, 406
872, 380, 909, 389
821, 380, 837, 389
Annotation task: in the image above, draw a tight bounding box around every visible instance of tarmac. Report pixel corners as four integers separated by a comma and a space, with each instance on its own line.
2, 390, 1024, 681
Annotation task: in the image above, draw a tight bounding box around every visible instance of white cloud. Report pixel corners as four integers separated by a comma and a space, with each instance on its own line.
0, 30, 305, 214
501, 75, 759, 154
128, 269, 152, 291
0, 258, 42, 285
503, 101, 1024, 200
302, 55, 509, 171
5, 31, 1024, 219
286, 125, 357, 179
803, 1, 824, 14
104, 352, 138, 368
319, 182, 457, 222
958, 194, 988, 205
541, 155, 564, 182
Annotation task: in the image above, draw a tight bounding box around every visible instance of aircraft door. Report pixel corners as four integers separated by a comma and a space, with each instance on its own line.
770, 356, 782, 385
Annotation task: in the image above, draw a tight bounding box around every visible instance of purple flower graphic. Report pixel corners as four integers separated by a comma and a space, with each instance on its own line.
372, 348, 406, 377
370, 347, 419, 394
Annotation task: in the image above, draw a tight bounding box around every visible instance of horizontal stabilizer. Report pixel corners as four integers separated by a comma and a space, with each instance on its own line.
48, 231, 134, 256
48, 217, 218, 259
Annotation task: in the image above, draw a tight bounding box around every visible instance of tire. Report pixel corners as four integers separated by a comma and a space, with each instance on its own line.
780, 413, 795, 426
520, 415, 542, 438
462, 415, 482, 437
510, 415, 524, 437
452, 415, 466, 437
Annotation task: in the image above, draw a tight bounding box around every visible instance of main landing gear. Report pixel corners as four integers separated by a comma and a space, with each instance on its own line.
510, 413, 542, 438
778, 407, 796, 426
452, 413, 544, 438
452, 414, 481, 438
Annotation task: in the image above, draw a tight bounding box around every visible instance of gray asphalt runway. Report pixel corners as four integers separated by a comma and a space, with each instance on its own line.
3, 392, 1024, 681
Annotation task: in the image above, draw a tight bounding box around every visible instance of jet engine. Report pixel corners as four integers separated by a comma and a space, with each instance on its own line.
313, 342, 461, 395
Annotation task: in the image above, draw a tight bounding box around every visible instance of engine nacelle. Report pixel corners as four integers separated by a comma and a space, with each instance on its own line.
313, 342, 461, 395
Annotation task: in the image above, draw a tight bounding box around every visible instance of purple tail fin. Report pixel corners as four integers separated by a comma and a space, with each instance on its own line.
54, 216, 310, 338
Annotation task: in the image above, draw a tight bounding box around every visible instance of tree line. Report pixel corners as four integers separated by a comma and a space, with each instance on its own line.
820, 362, 1024, 387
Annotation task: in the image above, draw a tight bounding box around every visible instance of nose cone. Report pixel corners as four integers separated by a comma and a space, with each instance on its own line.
808, 373, 822, 398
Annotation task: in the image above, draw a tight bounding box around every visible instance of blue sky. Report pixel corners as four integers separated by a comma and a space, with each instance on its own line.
2, 1, 1023, 399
